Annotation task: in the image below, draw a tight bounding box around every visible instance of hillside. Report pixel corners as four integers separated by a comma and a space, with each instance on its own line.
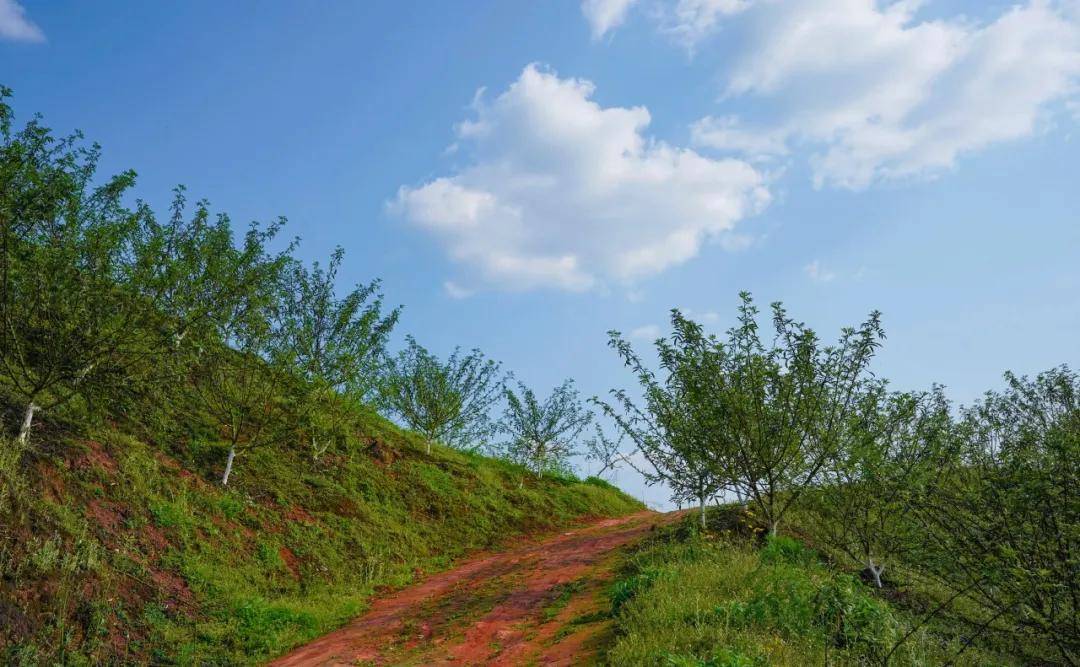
0, 88, 643, 665
0, 408, 641, 665
604, 509, 1024, 666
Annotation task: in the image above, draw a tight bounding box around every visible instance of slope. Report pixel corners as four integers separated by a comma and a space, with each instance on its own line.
0, 407, 641, 665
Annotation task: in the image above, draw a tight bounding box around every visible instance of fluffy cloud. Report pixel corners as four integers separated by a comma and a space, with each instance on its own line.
581, 0, 639, 39
392, 64, 769, 292
590, 0, 1080, 189
0, 0, 43, 42
693, 0, 1080, 188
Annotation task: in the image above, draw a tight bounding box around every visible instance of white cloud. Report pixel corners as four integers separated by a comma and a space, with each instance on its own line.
582, 0, 639, 39
589, 0, 1080, 188
392, 64, 770, 292
661, 0, 751, 47
691, 115, 789, 160
0, 0, 44, 42
687, 0, 1080, 188
629, 324, 662, 340
443, 281, 473, 299
804, 260, 836, 283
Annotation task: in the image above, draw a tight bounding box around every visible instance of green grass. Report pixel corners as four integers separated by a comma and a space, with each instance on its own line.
0, 412, 641, 665
603, 509, 1014, 667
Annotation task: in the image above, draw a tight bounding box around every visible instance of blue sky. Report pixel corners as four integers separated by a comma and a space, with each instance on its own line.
4, 1, 1078, 506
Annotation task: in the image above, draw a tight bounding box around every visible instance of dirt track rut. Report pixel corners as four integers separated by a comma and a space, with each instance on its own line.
268, 510, 673, 666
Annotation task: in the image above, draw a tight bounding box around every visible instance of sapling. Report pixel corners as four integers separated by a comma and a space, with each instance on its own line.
379, 337, 504, 453
501, 379, 592, 479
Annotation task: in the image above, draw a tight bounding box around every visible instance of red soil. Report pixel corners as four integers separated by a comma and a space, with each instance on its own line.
269, 510, 676, 666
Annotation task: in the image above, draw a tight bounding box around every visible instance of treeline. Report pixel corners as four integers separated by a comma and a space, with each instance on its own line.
597, 294, 1078, 663
0, 89, 595, 485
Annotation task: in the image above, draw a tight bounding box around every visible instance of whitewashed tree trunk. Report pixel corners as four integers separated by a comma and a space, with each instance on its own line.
698, 495, 707, 529
867, 556, 885, 588
312, 435, 331, 462
17, 402, 38, 445
221, 445, 237, 486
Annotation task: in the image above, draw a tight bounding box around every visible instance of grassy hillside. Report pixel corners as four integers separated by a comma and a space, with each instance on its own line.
0, 408, 641, 665
602, 508, 1019, 666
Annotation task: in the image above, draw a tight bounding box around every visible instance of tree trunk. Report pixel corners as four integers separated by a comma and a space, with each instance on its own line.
426, 440, 432, 455
769, 518, 779, 537
867, 556, 884, 588
17, 402, 38, 445
699, 495, 707, 529
221, 445, 236, 486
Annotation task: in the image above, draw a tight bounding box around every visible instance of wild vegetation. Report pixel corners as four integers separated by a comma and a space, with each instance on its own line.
0, 89, 639, 663
604, 510, 1007, 666
598, 301, 1077, 665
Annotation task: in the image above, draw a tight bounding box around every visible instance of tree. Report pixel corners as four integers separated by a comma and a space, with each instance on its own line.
188, 280, 292, 486
909, 367, 1079, 663
379, 337, 504, 453
274, 248, 400, 461
600, 295, 884, 534
0, 90, 163, 444
501, 379, 592, 479
193, 337, 290, 486
717, 293, 884, 536
597, 310, 729, 529
810, 384, 954, 587
131, 187, 289, 353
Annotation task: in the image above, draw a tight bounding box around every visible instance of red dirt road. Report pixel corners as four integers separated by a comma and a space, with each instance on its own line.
269, 511, 675, 666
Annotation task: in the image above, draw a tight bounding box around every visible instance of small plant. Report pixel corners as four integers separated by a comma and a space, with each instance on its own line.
759, 535, 817, 567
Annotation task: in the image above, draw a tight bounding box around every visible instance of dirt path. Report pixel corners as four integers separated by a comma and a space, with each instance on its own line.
269, 511, 676, 666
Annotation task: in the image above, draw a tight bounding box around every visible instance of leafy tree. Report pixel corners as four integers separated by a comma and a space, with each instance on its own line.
501, 379, 592, 478
909, 367, 1079, 663
379, 337, 504, 453
0, 90, 162, 444
189, 280, 292, 486
274, 248, 400, 460
597, 310, 729, 528
600, 295, 883, 534
810, 384, 954, 587
131, 186, 288, 354
717, 293, 884, 536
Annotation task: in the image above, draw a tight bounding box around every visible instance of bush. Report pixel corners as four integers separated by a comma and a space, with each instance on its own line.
759, 535, 817, 567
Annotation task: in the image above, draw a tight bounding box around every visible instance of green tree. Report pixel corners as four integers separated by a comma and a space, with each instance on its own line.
910, 367, 1079, 663
501, 379, 592, 479
600, 295, 884, 534
132, 186, 288, 354
275, 248, 400, 461
379, 337, 504, 453
718, 293, 884, 536
190, 290, 291, 486
597, 310, 729, 528
0, 89, 162, 444
810, 384, 954, 587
